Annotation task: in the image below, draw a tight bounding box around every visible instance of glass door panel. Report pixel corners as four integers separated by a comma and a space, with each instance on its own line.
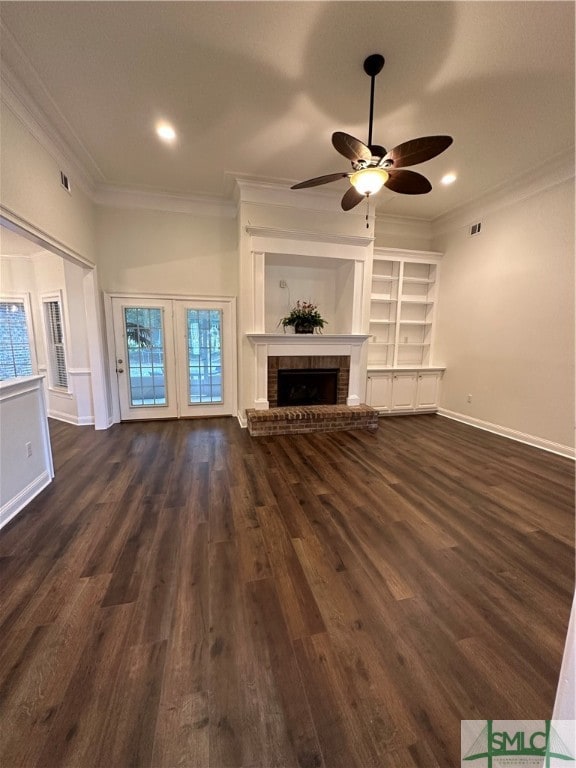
125, 307, 167, 406
187, 309, 223, 404
112, 299, 177, 420
176, 300, 234, 418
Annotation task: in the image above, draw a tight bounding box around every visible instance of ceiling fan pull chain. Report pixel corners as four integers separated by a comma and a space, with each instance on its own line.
366, 198, 370, 229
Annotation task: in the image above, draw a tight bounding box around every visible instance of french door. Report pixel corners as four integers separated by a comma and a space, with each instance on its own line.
111, 297, 235, 420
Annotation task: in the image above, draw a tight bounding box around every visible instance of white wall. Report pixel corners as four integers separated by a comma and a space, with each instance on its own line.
265, 259, 354, 334
375, 214, 433, 251
95, 207, 238, 296
433, 177, 575, 454
0, 254, 36, 293
0, 103, 96, 264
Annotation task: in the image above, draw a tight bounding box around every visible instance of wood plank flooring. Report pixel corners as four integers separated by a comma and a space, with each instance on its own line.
0, 414, 573, 768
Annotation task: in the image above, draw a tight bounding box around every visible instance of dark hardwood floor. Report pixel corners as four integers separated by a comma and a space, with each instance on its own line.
0, 414, 573, 768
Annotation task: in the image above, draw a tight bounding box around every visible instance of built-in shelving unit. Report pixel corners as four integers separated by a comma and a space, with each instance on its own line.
368, 249, 440, 369
366, 248, 444, 413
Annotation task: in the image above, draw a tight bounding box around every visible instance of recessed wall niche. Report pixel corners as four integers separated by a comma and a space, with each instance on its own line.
265, 253, 355, 334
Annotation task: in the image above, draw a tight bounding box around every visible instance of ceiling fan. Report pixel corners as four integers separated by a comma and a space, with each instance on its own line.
291, 54, 453, 211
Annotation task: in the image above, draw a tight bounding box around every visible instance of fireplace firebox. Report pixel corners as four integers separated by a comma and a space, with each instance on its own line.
277, 368, 338, 407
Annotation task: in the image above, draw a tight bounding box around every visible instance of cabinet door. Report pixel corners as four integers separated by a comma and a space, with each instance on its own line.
416, 372, 440, 410
391, 372, 418, 411
367, 374, 392, 411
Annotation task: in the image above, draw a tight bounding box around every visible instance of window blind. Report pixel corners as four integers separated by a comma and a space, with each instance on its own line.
0, 301, 33, 379
44, 300, 68, 388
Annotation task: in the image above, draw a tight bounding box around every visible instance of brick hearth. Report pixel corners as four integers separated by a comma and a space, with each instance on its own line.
246, 404, 378, 437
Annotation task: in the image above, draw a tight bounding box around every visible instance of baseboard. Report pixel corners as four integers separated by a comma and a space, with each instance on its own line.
48, 409, 94, 426
237, 413, 247, 429
437, 408, 575, 459
0, 470, 53, 531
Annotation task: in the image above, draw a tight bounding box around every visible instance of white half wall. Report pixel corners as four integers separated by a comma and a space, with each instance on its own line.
0, 376, 54, 529
433, 176, 575, 453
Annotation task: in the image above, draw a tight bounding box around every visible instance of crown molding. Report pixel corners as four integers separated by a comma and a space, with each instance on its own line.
432, 148, 575, 236
93, 185, 236, 218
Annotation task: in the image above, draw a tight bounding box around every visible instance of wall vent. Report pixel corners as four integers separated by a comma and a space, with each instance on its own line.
60, 171, 71, 193
469, 221, 482, 236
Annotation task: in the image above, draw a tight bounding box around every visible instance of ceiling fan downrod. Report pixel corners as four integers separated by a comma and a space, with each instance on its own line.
363, 54, 385, 150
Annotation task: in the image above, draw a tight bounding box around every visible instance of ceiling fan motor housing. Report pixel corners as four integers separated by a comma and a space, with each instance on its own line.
369, 145, 387, 161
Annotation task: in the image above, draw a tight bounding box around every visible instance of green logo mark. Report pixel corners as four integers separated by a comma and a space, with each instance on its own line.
462, 720, 575, 767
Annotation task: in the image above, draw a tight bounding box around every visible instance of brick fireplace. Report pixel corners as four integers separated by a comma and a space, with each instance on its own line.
245, 334, 376, 436
246, 334, 370, 411
267, 355, 350, 408
240, 225, 374, 433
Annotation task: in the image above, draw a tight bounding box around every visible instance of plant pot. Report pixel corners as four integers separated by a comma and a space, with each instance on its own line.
294, 323, 315, 334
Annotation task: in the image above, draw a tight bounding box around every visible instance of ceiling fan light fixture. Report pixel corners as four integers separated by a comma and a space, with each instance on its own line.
350, 167, 389, 196
156, 123, 176, 142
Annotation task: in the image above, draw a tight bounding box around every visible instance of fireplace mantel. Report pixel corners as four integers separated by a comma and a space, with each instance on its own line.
246, 334, 370, 343
246, 333, 370, 409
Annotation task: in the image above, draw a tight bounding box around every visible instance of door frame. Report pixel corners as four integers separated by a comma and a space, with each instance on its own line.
104, 292, 237, 423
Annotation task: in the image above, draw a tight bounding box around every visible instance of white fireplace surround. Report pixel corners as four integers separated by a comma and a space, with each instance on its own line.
246, 334, 370, 409
244, 225, 374, 412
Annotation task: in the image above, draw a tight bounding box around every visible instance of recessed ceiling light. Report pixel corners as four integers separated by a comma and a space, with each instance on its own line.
441, 172, 457, 185
156, 123, 176, 142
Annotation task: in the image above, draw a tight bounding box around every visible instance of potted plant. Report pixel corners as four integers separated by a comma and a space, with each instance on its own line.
279, 300, 327, 334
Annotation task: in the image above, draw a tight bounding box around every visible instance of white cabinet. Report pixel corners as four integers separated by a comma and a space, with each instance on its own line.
366, 368, 444, 414
416, 371, 441, 409
391, 372, 418, 411
366, 373, 393, 413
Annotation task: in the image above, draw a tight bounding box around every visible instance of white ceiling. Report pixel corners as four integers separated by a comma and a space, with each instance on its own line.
0, 1, 574, 220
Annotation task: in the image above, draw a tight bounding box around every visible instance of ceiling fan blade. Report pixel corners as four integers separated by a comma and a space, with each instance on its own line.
382, 136, 453, 168
291, 172, 349, 190
341, 186, 365, 211
332, 132, 372, 163
384, 169, 432, 195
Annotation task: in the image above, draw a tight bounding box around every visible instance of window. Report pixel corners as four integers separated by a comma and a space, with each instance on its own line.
43, 296, 68, 389
0, 298, 35, 379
